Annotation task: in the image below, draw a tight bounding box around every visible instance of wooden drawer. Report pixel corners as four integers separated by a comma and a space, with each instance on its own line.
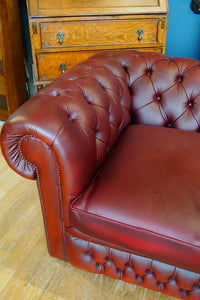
28, 0, 168, 17
36, 48, 162, 82
40, 19, 160, 49
37, 50, 97, 81
28, 0, 168, 88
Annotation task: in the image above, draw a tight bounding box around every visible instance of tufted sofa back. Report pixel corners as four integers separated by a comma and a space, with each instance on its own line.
67, 50, 200, 130
1, 50, 200, 199
40, 50, 200, 165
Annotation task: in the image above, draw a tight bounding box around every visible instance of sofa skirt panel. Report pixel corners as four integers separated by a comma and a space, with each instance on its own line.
65, 232, 200, 299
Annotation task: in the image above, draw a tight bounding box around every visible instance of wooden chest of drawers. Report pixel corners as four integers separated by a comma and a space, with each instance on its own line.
26, 0, 168, 87
0, 0, 27, 120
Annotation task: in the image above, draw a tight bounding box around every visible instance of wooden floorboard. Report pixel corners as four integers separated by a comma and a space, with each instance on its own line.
0, 144, 176, 300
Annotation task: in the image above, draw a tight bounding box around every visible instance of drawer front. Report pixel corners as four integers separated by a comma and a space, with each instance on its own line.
40, 19, 160, 49
37, 50, 98, 81
36, 48, 162, 82
28, 0, 167, 17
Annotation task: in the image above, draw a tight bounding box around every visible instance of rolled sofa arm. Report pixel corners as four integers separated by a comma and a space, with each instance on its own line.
1, 86, 98, 196
1, 87, 99, 261
0, 54, 131, 260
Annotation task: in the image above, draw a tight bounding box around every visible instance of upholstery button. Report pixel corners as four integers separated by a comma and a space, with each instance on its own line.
167, 123, 172, 128
96, 263, 105, 273
177, 75, 183, 83
157, 96, 161, 101
124, 262, 132, 269
146, 68, 152, 76
158, 281, 165, 290
154, 94, 161, 102
188, 102, 193, 108
193, 283, 200, 291
136, 274, 143, 283
180, 288, 189, 298
117, 268, 124, 278
85, 251, 93, 259
122, 65, 129, 74
53, 90, 61, 96
145, 269, 154, 276
105, 257, 112, 263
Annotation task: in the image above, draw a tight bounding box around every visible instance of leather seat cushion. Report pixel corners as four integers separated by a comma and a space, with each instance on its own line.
69, 124, 200, 273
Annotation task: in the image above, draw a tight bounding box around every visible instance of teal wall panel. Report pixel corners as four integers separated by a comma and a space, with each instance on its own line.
165, 0, 200, 60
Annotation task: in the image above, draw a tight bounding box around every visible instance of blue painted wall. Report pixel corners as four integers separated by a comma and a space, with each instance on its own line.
165, 0, 200, 60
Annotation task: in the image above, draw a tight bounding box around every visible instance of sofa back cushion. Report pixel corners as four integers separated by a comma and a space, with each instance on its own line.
72, 51, 200, 131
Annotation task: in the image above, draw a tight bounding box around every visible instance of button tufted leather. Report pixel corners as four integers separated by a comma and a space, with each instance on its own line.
1, 50, 200, 299
2, 50, 200, 186
66, 233, 200, 299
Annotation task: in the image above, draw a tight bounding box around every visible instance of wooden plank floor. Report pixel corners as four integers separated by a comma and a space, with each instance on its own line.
0, 145, 177, 300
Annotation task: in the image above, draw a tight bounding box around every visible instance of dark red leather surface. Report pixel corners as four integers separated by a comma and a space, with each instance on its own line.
2, 51, 200, 196
1, 50, 200, 298
70, 124, 200, 274
66, 233, 200, 299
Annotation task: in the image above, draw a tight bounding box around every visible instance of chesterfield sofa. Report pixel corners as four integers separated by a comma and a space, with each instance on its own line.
1, 50, 200, 299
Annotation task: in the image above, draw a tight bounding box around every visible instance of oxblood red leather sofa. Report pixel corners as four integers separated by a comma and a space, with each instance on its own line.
1, 50, 200, 299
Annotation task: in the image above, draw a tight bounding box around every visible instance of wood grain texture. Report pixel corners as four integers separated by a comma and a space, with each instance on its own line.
36, 48, 162, 83
0, 136, 176, 300
0, 0, 27, 120
40, 19, 159, 48
27, 0, 168, 88
27, 0, 167, 17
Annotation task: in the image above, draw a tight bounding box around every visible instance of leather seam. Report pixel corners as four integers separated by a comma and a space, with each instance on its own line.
70, 205, 200, 251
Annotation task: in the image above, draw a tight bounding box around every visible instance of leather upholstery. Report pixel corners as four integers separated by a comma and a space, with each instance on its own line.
66, 233, 200, 299
70, 124, 200, 274
1, 50, 200, 299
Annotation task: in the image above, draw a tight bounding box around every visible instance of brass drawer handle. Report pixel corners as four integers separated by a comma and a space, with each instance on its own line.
136, 28, 144, 41
59, 62, 67, 73
56, 31, 64, 44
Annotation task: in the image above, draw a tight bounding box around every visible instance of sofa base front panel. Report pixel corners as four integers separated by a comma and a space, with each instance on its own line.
65, 233, 200, 299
